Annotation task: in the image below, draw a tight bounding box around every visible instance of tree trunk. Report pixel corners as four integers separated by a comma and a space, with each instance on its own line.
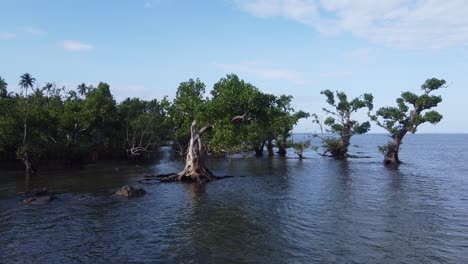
278, 146, 286, 156
254, 142, 265, 157
16, 148, 36, 177
335, 134, 351, 158
267, 140, 274, 156
384, 136, 403, 165
162, 121, 215, 183
22, 87, 29, 146
278, 144, 286, 156
23, 159, 35, 177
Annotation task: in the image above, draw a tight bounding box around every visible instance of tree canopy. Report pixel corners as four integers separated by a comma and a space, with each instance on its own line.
0, 73, 308, 174
313, 90, 373, 157
370, 78, 446, 164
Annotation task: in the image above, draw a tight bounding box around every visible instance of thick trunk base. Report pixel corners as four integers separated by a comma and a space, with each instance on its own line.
254, 142, 265, 157
254, 149, 263, 157
384, 152, 401, 165
277, 147, 286, 156
141, 120, 216, 184
16, 149, 36, 177
331, 149, 347, 159
267, 140, 274, 156
158, 169, 216, 183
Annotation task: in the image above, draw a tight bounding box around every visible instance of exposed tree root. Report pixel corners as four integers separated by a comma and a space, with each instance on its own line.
138, 174, 235, 184
139, 120, 224, 184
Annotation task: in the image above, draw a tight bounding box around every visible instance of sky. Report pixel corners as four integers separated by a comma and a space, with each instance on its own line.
1, 0, 467, 133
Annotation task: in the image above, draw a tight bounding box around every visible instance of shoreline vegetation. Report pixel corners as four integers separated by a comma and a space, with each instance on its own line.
0, 74, 445, 176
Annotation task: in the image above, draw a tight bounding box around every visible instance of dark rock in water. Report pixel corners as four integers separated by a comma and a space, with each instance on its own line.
77, 194, 95, 201
116, 185, 146, 198
23, 195, 56, 204
22, 188, 57, 204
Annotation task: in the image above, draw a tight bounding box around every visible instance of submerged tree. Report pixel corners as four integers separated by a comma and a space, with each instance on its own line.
208, 74, 260, 155
156, 120, 215, 183
119, 97, 172, 157
170, 79, 207, 155
291, 138, 311, 160
313, 90, 373, 158
273, 95, 310, 156
208, 74, 308, 157
371, 78, 446, 165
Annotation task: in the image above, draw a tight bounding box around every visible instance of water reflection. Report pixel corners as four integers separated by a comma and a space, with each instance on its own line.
1, 135, 468, 263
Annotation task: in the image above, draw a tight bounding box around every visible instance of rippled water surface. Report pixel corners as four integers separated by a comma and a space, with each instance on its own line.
1, 134, 468, 263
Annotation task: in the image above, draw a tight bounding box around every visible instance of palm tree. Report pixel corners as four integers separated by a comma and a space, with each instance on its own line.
0, 76, 7, 98
77, 83, 88, 97
43, 82, 53, 97
42, 82, 53, 108
19, 73, 36, 145
68, 90, 78, 100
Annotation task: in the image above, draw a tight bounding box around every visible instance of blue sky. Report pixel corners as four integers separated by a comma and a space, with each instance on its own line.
1, 0, 467, 133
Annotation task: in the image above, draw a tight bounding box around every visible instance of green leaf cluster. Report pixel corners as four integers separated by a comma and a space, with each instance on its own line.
313, 90, 373, 157
372, 78, 445, 136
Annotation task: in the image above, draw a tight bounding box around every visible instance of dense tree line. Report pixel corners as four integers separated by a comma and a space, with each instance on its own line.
0, 73, 446, 175
0, 73, 310, 175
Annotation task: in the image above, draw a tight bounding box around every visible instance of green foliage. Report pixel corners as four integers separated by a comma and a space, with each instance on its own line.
0, 74, 175, 165
1, 72, 309, 169
372, 78, 446, 163
378, 141, 396, 156
313, 90, 373, 157
322, 136, 342, 156
372, 78, 445, 136
118, 97, 172, 156
291, 138, 311, 158
208, 74, 261, 154
19, 73, 36, 92
0, 95, 22, 153
170, 78, 207, 146
0, 76, 7, 98
77, 83, 88, 97
208, 74, 308, 155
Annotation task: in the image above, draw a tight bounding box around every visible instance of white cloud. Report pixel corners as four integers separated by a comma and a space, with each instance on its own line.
213, 61, 305, 84
0, 32, 16, 40
235, 0, 468, 49
23, 27, 45, 36
62, 40, 94, 51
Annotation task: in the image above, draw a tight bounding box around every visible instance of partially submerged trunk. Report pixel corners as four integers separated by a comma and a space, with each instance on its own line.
384, 135, 403, 165
267, 140, 274, 157
277, 147, 286, 156
254, 142, 265, 157
16, 148, 36, 177
295, 150, 303, 160
159, 121, 215, 183
333, 134, 351, 159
